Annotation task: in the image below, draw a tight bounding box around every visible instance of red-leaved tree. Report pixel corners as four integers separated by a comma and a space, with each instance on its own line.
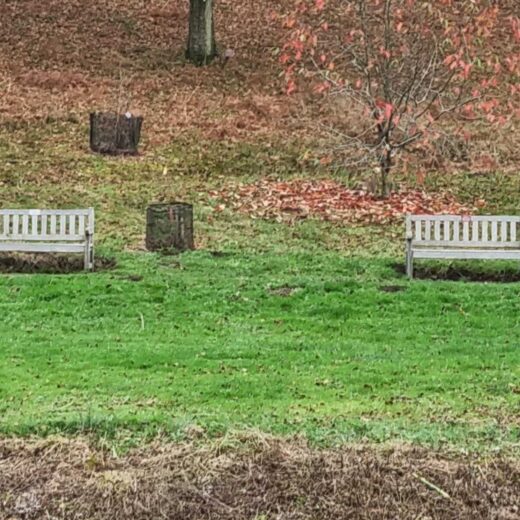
281, 0, 519, 196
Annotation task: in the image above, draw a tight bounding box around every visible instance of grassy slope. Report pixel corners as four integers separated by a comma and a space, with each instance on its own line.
0, 123, 519, 452
0, 1, 519, 453
0, 224, 519, 451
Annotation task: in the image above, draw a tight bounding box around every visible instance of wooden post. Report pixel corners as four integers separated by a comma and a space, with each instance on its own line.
90, 112, 143, 155
146, 203, 194, 253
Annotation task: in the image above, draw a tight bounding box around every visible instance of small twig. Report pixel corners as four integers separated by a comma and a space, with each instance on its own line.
139, 313, 145, 331
414, 473, 451, 500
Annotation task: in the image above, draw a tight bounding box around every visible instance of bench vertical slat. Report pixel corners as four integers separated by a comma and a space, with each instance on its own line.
2, 214, 9, 236
50, 214, 57, 235
59, 215, 66, 237
69, 215, 76, 236
491, 221, 498, 242
31, 214, 38, 236
501, 221, 508, 242
511, 221, 517, 242
414, 220, 421, 240
434, 221, 441, 241
482, 221, 489, 242
463, 221, 469, 241
21, 215, 29, 236
12, 215, 19, 237
443, 220, 450, 241
78, 215, 85, 236
472, 220, 479, 242
41, 214, 47, 237
425, 220, 431, 241
453, 220, 460, 241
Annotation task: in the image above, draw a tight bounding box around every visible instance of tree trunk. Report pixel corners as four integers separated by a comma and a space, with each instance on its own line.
379, 149, 392, 198
186, 0, 217, 66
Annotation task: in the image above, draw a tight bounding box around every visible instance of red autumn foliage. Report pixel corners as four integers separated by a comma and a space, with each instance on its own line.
212, 180, 475, 225
280, 0, 520, 195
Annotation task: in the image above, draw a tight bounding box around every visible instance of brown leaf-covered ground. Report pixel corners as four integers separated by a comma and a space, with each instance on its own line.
0, 0, 292, 145
0, 0, 517, 164
0, 437, 519, 520
212, 179, 477, 224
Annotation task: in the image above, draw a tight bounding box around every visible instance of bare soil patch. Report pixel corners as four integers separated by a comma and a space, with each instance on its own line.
394, 262, 520, 283
0, 437, 518, 520
0, 253, 116, 274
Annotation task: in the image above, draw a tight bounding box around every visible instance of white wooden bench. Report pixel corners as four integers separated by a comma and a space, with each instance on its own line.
0, 209, 95, 271
405, 214, 520, 278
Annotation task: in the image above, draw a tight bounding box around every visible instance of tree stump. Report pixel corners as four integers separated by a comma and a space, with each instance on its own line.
146, 203, 194, 253
90, 112, 143, 155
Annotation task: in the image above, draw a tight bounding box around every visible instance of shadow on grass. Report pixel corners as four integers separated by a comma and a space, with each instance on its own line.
393, 262, 520, 282
0, 253, 116, 274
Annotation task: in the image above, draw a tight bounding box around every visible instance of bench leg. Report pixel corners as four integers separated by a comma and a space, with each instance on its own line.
405, 239, 414, 279
406, 253, 413, 279
84, 234, 94, 271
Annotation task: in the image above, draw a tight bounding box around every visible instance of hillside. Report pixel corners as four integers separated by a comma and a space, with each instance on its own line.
0, 0, 517, 157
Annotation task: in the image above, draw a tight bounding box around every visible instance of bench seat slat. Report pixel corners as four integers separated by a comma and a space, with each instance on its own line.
413, 249, 520, 260
0, 243, 86, 253
412, 240, 520, 248
0, 234, 87, 241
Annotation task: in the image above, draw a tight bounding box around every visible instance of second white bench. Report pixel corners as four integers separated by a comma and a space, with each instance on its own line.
405, 214, 520, 278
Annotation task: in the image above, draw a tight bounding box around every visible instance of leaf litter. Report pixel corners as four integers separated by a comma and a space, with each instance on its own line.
0, 436, 518, 520
212, 179, 475, 225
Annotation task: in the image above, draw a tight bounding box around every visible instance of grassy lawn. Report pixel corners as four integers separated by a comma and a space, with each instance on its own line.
0, 130, 519, 453
0, 230, 519, 451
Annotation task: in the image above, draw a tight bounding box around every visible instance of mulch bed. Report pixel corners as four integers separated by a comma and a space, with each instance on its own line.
0, 254, 116, 274
394, 262, 520, 282
0, 437, 518, 519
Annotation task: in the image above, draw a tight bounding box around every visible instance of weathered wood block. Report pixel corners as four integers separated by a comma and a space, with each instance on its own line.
90, 112, 143, 155
146, 203, 194, 253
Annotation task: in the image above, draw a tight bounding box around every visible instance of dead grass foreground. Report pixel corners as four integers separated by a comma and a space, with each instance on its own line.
0, 436, 518, 519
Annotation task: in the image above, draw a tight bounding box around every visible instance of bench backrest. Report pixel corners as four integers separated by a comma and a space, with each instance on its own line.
406, 215, 520, 248
0, 209, 94, 242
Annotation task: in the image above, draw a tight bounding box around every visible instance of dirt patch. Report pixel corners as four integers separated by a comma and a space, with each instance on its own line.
394, 262, 520, 283
379, 284, 407, 293
0, 437, 518, 520
268, 284, 300, 296
0, 253, 116, 274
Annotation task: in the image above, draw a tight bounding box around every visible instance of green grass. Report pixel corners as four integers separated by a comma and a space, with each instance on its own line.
1, 125, 520, 453
0, 241, 518, 452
